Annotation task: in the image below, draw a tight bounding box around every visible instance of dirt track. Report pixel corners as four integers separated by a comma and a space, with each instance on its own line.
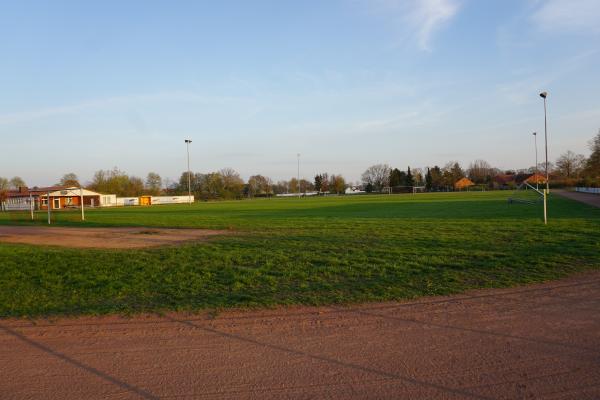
2, 272, 600, 399
555, 190, 600, 208
0, 226, 228, 248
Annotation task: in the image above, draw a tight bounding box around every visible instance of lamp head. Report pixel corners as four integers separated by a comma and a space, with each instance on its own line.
533, 132, 537, 136
185, 139, 192, 143
539, 92, 547, 99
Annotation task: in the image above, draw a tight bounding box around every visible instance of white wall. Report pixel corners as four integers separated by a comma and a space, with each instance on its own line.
150, 195, 194, 204
115, 197, 139, 206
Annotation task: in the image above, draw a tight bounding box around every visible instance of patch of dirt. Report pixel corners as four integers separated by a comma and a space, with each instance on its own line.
0, 226, 229, 249
1, 272, 600, 399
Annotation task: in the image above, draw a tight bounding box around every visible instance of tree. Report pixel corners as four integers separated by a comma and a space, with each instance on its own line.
314, 174, 323, 193
0, 177, 8, 192
9, 176, 25, 189
430, 166, 443, 190
127, 176, 145, 196
425, 168, 433, 191
329, 174, 346, 194
289, 177, 299, 193
299, 179, 313, 193
220, 168, 244, 199
59, 173, 80, 187
145, 172, 162, 195
405, 166, 414, 187
584, 129, 600, 179
389, 168, 402, 187
439, 162, 464, 189
272, 180, 289, 194
361, 164, 391, 192
88, 168, 145, 196
320, 173, 329, 193
555, 151, 586, 178
247, 175, 272, 197
468, 160, 495, 184
0, 177, 8, 209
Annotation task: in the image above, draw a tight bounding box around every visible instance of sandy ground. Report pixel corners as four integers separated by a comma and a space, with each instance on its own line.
555, 190, 600, 208
1, 272, 600, 399
0, 226, 228, 248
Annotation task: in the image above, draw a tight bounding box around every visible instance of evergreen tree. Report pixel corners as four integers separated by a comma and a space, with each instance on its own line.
406, 166, 414, 187
425, 168, 433, 191
389, 168, 402, 187
314, 174, 322, 192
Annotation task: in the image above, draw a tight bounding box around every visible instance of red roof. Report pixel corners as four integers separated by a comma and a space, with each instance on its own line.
6, 186, 67, 198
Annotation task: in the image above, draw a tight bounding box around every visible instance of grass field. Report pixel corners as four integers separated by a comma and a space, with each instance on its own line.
1, 191, 599, 317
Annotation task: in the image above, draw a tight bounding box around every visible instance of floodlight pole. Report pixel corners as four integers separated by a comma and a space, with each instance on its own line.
185, 139, 192, 205
533, 132, 539, 191
80, 187, 85, 221
540, 92, 549, 193
540, 91, 549, 225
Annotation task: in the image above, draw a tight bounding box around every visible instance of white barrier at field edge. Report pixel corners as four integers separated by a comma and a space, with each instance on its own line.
575, 187, 600, 194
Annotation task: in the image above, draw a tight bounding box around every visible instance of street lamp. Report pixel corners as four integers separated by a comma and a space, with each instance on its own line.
539, 91, 549, 193
185, 139, 192, 205
532, 132, 539, 190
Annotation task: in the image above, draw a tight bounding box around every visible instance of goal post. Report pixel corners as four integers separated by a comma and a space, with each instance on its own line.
508, 181, 548, 225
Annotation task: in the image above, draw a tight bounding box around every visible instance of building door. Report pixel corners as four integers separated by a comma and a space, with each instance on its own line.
53, 198, 60, 209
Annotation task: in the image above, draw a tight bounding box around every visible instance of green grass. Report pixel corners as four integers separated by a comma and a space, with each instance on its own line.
1, 191, 599, 317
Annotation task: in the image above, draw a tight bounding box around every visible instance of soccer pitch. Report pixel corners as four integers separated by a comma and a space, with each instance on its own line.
0, 191, 599, 317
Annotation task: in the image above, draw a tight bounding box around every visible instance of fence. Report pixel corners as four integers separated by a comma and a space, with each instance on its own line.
575, 187, 600, 194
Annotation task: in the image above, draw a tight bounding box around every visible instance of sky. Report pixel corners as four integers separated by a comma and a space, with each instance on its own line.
1, 0, 600, 186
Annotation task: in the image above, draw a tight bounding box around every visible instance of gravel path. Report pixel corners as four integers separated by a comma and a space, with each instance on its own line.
555, 190, 600, 208
2, 272, 600, 399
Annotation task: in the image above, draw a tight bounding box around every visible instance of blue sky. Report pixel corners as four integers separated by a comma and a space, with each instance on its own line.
1, 0, 599, 186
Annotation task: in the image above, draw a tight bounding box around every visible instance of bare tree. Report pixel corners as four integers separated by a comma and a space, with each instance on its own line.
555, 151, 586, 178
584, 129, 600, 179
467, 160, 495, 184
0, 177, 8, 210
9, 176, 26, 189
247, 175, 272, 197
59, 173, 80, 187
361, 164, 391, 192
145, 172, 163, 195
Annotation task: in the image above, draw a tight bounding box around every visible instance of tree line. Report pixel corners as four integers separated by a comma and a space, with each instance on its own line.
2, 130, 599, 201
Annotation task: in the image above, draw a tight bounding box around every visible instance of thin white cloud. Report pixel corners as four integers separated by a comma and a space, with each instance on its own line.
496, 49, 598, 105
532, 0, 600, 34
364, 0, 461, 51
411, 0, 461, 51
0, 92, 254, 126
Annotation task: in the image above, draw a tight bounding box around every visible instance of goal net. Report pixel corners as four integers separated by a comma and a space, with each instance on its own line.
508, 182, 544, 205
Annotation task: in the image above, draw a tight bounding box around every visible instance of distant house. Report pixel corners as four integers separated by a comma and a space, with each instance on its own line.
3, 186, 115, 211
454, 177, 475, 191
345, 186, 365, 195
525, 173, 546, 185
40, 187, 115, 210
492, 174, 517, 189
4, 186, 64, 211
